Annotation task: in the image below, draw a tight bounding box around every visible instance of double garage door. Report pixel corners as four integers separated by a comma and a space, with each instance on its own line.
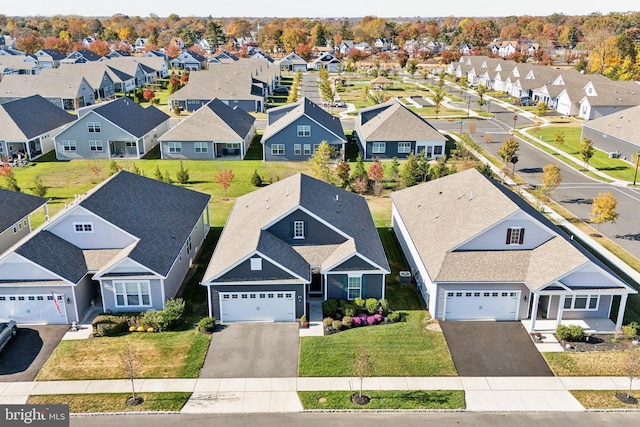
444, 290, 520, 321
0, 293, 68, 324
219, 291, 295, 323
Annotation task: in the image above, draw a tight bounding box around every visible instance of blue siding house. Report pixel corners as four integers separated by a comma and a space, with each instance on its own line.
262, 97, 346, 161
354, 99, 447, 160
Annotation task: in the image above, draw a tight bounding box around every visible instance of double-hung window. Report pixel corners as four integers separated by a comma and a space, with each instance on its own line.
303, 144, 311, 155
194, 142, 207, 153
168, 142, 182, 153
294, 144, 302, 155
87, 122, 101, 133
89, 140, 103, 151
347, 276, 361, 300
114, 281, 151, 307
372, 142, 386, 154
271, 144, 285, 155
297, 125, 311, 137
62, 140, 76, 151
398, 142, 411, 153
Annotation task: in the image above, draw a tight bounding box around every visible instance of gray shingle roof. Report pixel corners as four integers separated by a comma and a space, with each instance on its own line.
0, 73, 88, 99
390, 169, 632, 292
262, 97, 346, 143
582, 104, 640, 146
0, 95, 76, 141
203, 173, 389, 283
79, 171, 210, 276
91, 98, 169, 137
0, 188, 48, 233
357, 99, 446, 143
16, 231, 88, 283
159, 98, 255, 143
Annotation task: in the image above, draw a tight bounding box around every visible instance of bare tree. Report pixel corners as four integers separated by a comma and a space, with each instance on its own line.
119, 341, 143, 406
352, 346, 373, 402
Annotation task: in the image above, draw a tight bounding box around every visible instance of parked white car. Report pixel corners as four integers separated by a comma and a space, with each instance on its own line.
0, 320, 17, 352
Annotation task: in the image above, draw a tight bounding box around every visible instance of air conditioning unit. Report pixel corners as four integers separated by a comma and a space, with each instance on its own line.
608, 151, 621, 159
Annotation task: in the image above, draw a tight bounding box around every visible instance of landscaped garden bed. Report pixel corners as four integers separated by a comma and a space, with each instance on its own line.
321, 297, 401, 335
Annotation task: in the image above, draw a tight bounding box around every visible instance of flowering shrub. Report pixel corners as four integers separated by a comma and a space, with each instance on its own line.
342, 316, 353, 328
352, 316, 362, 326
374, 313, 383, 323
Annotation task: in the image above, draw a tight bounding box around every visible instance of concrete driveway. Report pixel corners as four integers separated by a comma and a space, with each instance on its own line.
200, 323, 299, 378
440, 322, 553, 377
0, 325, 67, 381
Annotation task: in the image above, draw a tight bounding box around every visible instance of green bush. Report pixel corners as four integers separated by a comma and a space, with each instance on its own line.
331, 320, 343, 331
92, 315, 128, 337
379, 298, 390, 315
365, 298, 379, 314
354, 297, 365, 311
323, 317, 334, 327
556, 324, 585, 341
141, 310, 167, 332
162, 298, 185, 330
343, 303, 357, 317
342, 316, 353, 328
250, 170, 262, 186
622, 322, 639, 339
198, 317, 216, 333
387, 311, 401, 322
322, 299, 338, 317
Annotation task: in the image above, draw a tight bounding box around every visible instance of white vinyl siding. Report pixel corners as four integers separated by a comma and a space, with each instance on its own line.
114, 281, 151, 307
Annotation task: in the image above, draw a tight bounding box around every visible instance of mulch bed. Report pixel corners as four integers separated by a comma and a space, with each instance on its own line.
557, 334, 636, 352
351, 393, 371, 405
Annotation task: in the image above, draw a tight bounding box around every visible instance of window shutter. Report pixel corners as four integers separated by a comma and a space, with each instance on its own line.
290, 221, 294, 239
505, 228, 512, 244
519, 228, 525, 244
342, 276, 348, 300
361, 276, 367, 298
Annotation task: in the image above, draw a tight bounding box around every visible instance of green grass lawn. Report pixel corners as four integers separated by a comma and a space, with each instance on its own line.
542, 350, 636, 376
28, 392, 191, 413
571, 390, 640, 409
36, 330, 211, 380
299, 390, 465, 410
531, 126, 634, 181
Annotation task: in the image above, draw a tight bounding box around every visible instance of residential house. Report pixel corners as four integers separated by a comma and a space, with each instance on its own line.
51, 64, 117, 101
158, 98, 255, 160
0, 73, 95, 110
0, 55, 39, 76
33, 49, 66, 69
279, 52, 307, 72
374, 37, 391, 51
82, 37, 96, 48
312, 53, 343, 72
261, 97, 346, 161
103, 57, 153, 87
201, 173, 390, 323
354, 99, 447, 160
131, 56, 169, 79
134, 38, 148, 53
61, 50, 104, 64
0, 95, 76, 160
391, 168, 635, 332
144, 50, 169, 61
106, 50, 133, 59
53, 97, 169, 160
0, 35, 16, 50
578, 80, 640, 120
0, 171, 211, 324
498, 40, 518, 58
0, 189, 48, 255
169, 51, 207, 71
338, 40, 355, 55
459, 44, 473, 56
581, 104, 640, 160
0, 48, 23, 56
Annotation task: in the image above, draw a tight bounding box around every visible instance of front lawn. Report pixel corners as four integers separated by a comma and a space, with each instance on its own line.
299, 390, 465, 410
36, 330, 210, 380
299, 288, 456, 377
571, 390, 640, 409
542, 350, 635, 376
28, 392, 191, 413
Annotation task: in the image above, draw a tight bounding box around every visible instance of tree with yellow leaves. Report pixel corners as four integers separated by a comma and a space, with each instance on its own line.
591, 192, 619, 234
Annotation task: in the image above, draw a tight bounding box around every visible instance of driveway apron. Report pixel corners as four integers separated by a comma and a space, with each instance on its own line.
200, 323, 299, 378
0, 325, 67, 381
441, 321, 553, 377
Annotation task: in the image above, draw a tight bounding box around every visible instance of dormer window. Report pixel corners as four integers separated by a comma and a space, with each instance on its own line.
506, 227, 524, 245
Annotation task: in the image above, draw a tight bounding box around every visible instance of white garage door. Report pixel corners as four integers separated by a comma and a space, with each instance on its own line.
0, 293, 68, 324
220, 291, 295, 323
444, 290, 520, 321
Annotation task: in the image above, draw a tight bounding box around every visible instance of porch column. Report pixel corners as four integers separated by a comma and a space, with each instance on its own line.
556, 295, 565, 328
530, 293, 540, 331
616, 294, 628, 331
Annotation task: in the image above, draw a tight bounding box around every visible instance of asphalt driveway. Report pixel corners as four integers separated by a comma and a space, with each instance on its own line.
440, 321, 553, 377
0, 325, 68, 381
200, 323, 299, 378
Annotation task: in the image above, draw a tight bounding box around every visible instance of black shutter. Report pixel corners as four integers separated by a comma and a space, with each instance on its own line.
506, 228, 512, 244
519, 228, 525, 244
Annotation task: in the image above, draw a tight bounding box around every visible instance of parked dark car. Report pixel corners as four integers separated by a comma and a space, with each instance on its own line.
519, 96, 533, 106
273, 86, 290, 95
0, 320, 17, 352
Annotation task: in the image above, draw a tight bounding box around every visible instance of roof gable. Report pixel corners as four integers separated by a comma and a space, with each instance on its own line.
0, 95, 76, 141
0, 188, 47, 233
90, 98, 169, 137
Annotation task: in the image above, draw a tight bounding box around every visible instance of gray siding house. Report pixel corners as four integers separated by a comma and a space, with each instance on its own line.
0, 95, 76, 159
0, 171, 211, 324
53, 97, 170, 160
33, 49, 66, 69
0, 73, 95, 110
354, 99, 447, 160
262, 97, 346, 161
202, 173, 390, 323
48, 65, 116, 101
581, 104, 640, 160
0, 189, 48, 255
159, 98, 255, 160
391, 168, 636, 332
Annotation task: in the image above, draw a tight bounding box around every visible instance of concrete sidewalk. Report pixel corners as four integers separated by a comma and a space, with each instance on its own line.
2, 376, 639, 413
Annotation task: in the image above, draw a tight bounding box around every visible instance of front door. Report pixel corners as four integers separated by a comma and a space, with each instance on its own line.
309, 271, 323, 296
